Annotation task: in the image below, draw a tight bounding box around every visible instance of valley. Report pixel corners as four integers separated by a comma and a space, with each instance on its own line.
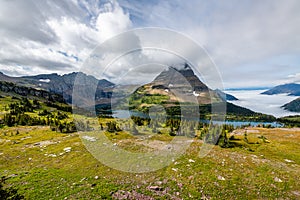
0, 67, 300, 199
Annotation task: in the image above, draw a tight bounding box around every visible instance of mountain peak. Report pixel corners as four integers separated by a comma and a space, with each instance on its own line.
153, 63, 208, 92
130, 63, 225, 105
169, 63, 192, 71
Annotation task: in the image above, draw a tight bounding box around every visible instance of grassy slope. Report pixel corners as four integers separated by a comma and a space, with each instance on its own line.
127, 91, 276, 121
0, 93, 299, 199
0, 126, 299, 199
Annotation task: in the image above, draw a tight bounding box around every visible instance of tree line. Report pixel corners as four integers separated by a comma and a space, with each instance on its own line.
1, 97, 76, 133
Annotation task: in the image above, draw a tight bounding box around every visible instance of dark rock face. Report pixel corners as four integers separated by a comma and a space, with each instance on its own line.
282, 97, 300, 112
152, 64, 209, 92
262, 83, 300, 96
0, 81, 65, 102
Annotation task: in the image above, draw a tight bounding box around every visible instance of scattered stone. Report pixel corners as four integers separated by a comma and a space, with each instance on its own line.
155, 181, 163, 185
82, 136, 96, 142
188, 159, 195, 163
171, 168, 178, 172
217, 175, 226, 181
284, 159, 294, 163
214, 182, 220, 186
149, 186, 163, 191
201, 194, 211, 200
94, 176, 99, 180
28, 157, 32, 161
177, 183, 183, 188
8, 174, 18, 178
63, 147, 72, 153
48, 154, 57, 157
112, 190, 154, 200
291, 191, 300, 196
20, 136, 32, 140
80, 177, 86, 182
274, 177, 283, 183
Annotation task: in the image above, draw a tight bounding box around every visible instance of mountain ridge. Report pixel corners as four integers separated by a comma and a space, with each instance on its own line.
262, 83, 300, 96
0, 81, 65, 103
0, 71, 115, 103
282, 97, 300, 112
126, 64, 274, 121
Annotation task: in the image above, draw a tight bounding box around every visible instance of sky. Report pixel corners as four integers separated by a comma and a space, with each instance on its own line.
0, 0, 300, 89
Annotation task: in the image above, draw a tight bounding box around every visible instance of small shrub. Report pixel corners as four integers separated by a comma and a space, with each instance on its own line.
0, 177, 24, 200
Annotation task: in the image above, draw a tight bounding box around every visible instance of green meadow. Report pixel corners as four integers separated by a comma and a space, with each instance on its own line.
1, 125, 299, 199
0, 95, 300, 199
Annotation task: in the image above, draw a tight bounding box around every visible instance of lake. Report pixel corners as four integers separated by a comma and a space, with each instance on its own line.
112, 110, 283, 128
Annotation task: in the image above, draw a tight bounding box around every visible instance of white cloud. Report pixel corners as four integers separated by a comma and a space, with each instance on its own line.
119, 0, 300, 88
282, 73, 300, 84
0, 0, 300, 89
0, 0, 132, 76
95, 1, 132, 41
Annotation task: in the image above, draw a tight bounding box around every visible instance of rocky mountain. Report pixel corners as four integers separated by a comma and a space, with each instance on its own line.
0, 72, 17, 82
282, 97, 300, 112
132, 64, 237, 105
261, 83, 300, 96
127, 64, 275, 121
0, 72, 115, 103
0, 81, 65, 103
0, 68, 275, 121
134, 64, 223, 105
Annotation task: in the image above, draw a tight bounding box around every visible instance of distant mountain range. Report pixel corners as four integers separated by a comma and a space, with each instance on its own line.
0, 67, 238, 104
0, 72, 114, 103
261, 83, 300, 112
0, 67, 277, 121
261, 83, 300, 96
